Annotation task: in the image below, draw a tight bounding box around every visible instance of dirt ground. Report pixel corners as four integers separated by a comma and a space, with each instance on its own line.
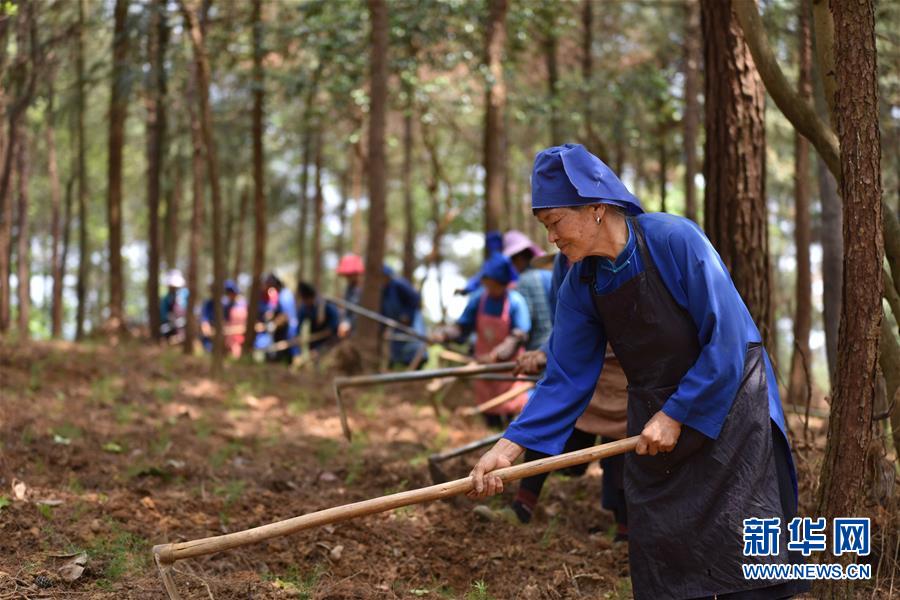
0, 339, 897, 599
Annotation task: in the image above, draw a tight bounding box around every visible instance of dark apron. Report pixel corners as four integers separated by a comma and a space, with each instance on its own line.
587, 219, 797, 599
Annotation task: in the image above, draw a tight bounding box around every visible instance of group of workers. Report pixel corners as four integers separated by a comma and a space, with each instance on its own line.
158, 142, 806, 599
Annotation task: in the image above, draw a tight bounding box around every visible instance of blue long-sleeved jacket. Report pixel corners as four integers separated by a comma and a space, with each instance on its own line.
506, 213, 789, 456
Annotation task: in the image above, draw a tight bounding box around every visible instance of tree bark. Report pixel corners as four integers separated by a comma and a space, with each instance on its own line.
181, 0, 226, 375
311, 129, 324, 290
700, 0, 772, 351
787, 1, 813, 409
357, 0, 389, 365
232, 188, 248, 280
14, 127, 29, 336
541, 1, 561, 146
0, 3, 37, 334
164, 159, 181, 270
183, 78, 204, 356
737, 0, 900, 303
682, 0, 701, 223
75, 0, 89, 340
46, 81, 64, 338
297, 67, 321, 284
401, 81, 416, 283
106, 0, 130, 334
815, 2, 882, 596
242, 0, 266, 358
146, 0, 168, 341
482, 0, 507, 244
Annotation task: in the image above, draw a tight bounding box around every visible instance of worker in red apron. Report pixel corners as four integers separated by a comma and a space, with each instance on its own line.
430, 253, 532, 428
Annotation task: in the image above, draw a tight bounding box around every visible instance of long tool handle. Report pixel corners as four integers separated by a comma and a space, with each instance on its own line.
324, 295, 429, 343
153, 436, 639, 565
334, 362, 516, 389
460, 382, 536, 416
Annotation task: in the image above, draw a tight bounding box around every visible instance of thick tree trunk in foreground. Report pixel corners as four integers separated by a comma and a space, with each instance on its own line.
815, 5, 882, 597
357, 0, 389, 365
182, 0, 226, 375
482, 0, 507, 243
682, 0, 701, 223
700, 0, 772, 351
163, 160, 181, 270
787, 2, 813, 409
106, 0, 130, 333
146, 0, 168, 341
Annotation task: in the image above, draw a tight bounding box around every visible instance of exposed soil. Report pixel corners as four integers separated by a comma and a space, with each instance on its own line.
0, 339, 896, 599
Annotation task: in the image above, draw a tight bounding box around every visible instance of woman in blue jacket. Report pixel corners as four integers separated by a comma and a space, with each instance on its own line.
469, 144, 806, 600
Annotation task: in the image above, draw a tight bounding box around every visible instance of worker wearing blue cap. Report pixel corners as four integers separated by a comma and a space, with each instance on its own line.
380, 265, 428, 368
431, 253, 532, 428
469, 144, 806, 599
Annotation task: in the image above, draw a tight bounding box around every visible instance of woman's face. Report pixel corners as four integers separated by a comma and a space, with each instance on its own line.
536, 205, 604, 262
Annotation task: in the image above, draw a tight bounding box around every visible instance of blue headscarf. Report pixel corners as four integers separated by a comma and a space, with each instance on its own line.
481, 254, 518, 286
531, 143, 643, 215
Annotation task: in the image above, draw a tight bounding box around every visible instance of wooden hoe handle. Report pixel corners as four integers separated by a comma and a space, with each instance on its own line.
153, 436, 638, 565
460, 382, 536, 416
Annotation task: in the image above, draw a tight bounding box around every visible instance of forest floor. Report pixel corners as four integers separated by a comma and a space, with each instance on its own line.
0, 338, 897, 599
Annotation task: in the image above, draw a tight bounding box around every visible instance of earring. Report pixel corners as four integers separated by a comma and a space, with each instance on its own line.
596, 216, 602, 225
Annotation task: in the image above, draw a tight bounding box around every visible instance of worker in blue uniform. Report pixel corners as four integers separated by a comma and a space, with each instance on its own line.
469, 144, 807, 600
261, 273, 299, 364
430, 253, 532, 428
296, 281, 340, 356
380, 265, 428, 368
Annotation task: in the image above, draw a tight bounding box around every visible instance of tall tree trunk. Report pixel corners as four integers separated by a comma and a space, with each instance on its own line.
242, 0, 266, 358
815, 4, 882, 595
296, 68, 321, 284
0, 131, 11, 333
146, 0, 168, 341
232, 188, 248, 280
358, 0, 389, 365
164, 159, 181, 269
181, 0, 226, 375
15, 127, 29, 336
682, 0, 701, 223
482, 0, 507, 244
311, 129, 324, 289
60, 176, 75, 335
581, 0, 610, 163
335, 163, 349, 265
787, 3, 813, 409
46, 82, 64, 338
541, 2, 561, 146
401, 83, 416, 283
351, 137, 366, 255
1, 3, 37, 335
700, 0, 772, 350
107, 0, 130, 333
184, 80, 204, 355
75, 0, 89, 340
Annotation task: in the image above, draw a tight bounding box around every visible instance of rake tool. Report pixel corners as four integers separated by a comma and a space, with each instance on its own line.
152, 436, 640, 599
324, 295, 431, 344
334, 362, 517, 440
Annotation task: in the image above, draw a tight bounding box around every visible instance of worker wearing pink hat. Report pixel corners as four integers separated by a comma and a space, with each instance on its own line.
336, 254, 364, 337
